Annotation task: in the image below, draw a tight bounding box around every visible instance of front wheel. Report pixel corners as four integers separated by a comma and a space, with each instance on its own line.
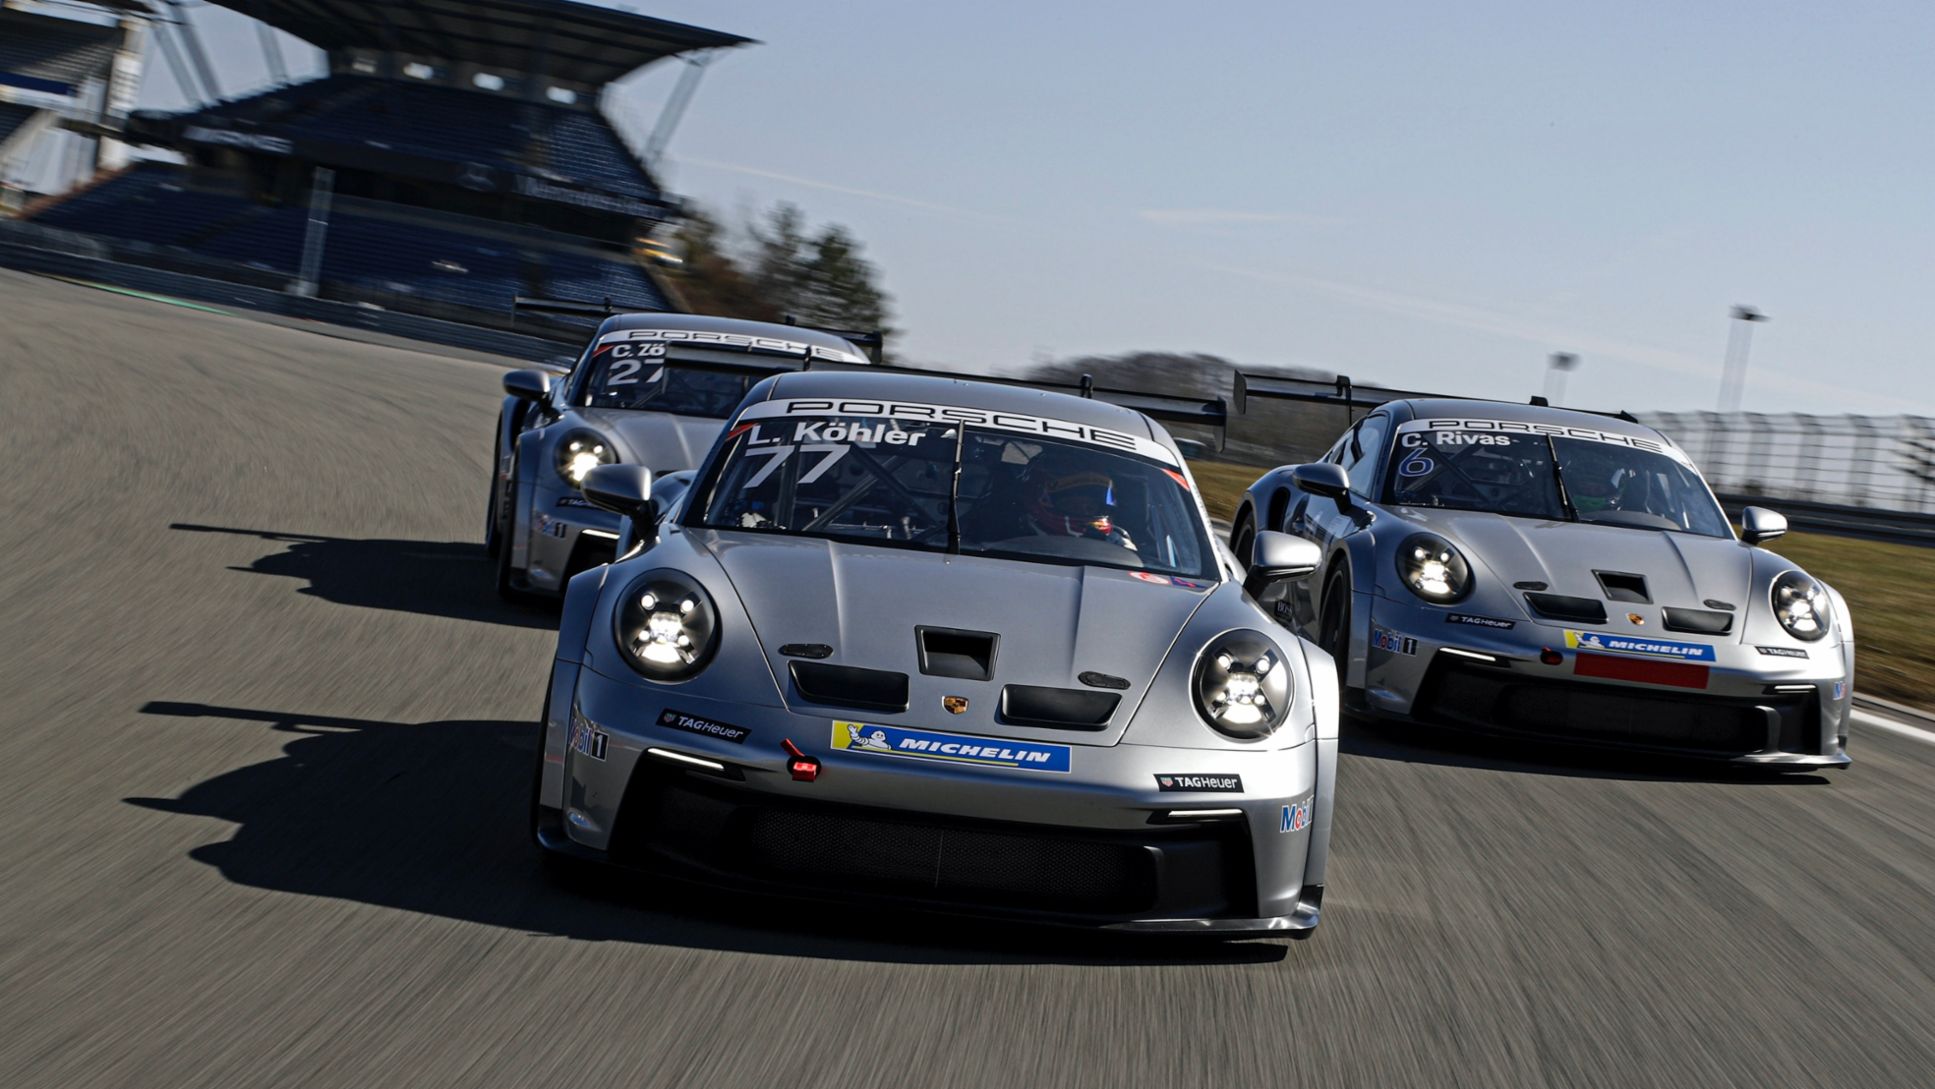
1229, 510, 1255, 570
1317, 564, 1351, 692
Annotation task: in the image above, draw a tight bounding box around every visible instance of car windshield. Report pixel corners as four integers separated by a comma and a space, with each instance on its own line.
576, 340, 754, 418
1385, 424, 1731, 537
691, 412, 1217, 579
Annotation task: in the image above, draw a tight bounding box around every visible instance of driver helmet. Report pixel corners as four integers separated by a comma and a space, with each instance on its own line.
1029, 468, 1118, 538
1564, 447, 1624, 513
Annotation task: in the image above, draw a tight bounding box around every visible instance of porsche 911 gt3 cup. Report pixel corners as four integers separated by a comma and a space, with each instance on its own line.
1231, 378, 1853, 768
531, 369, 1340, 935
486, 311, 874, 598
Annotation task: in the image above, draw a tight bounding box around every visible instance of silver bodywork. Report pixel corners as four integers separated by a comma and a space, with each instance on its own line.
1233, 399, 1853, 768
534, 371, 1339, 934
489, 314, 871, 595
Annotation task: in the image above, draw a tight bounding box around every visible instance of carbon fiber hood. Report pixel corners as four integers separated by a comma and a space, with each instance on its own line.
1394, 509, 1756, 622
691, 529, 1212, 744
578, 409, 725, 474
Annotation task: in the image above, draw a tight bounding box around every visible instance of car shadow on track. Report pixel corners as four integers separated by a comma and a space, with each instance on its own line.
170, 522, 555, 629
124, 701, 1288, 967
1339, 714, 1834, 785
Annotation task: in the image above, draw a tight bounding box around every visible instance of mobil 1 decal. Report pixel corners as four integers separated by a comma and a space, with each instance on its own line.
734, 397, 1180, 466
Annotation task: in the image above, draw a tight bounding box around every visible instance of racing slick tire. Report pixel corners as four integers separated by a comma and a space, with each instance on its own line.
1318, 563, 1354, 698
1229, 510, 1256, 571
486, 434, 507, 557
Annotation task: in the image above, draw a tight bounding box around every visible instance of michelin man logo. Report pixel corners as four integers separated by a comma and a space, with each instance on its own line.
847, 724, 894, 752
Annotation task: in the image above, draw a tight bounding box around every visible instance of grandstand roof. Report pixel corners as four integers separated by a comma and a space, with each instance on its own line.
206, 0, 753, 88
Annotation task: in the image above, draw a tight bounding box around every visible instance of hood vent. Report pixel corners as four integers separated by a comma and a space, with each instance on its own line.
1524, 593, 1608, 624
1594, 571, 1651, 604
789, 661, 909, 713
999, 685, 1120, 730
1662, 607, 1733, 636
917, 626, 998, 681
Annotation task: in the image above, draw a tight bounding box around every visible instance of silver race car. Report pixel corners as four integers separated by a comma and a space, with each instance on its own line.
531, 368, 1340, 935
1230, 377, 1853, 768
486, 307, 877, 598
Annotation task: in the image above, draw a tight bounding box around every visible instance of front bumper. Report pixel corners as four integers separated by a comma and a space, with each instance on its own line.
1360, 597, 1851, 767
1354, 595, 1849, 765
514, 481, 623, 594
537, 664, 1329, 934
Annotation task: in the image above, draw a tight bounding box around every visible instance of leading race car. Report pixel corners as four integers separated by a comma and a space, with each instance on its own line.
486, 307, 876, 598
531, 368, 1341, 936
1229, 377, 1853, 768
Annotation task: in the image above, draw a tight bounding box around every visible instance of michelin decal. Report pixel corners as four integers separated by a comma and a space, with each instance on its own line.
1565, 630, 1717, 662
831, 721, 1072, 773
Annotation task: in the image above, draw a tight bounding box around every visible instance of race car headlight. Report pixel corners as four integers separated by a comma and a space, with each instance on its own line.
1192, 631, 1293, 740
1771, 571, 1830, 642
555, 429, 616, 488
1396, 533, 1471, 603
612, 570, 718, 681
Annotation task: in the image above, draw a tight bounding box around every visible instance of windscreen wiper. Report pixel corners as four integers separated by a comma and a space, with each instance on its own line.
946, 426, 965, 554
1547, 437, 1578, 521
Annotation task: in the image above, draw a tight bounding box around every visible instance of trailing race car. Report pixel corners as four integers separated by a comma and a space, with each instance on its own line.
531, 368, 1341, 936
1229, 376, 1853, 768
486, 303, 877, 598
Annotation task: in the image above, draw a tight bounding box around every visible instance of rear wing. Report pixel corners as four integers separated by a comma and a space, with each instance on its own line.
1233, 372, 1636, 426
802, 361, 1229, 450
511, 297, 886, 364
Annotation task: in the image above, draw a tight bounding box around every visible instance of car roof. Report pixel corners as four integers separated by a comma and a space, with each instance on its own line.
1386, 398, 1668, 442
596, 313, 865, 356
758, 370, 1160, 439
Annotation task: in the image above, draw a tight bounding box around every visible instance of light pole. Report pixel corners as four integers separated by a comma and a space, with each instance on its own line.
1544, 352, 1578, 405
1716, 305, 1768, 413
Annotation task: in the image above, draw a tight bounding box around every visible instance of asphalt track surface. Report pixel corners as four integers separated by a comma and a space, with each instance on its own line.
4, 268, 1935, 1089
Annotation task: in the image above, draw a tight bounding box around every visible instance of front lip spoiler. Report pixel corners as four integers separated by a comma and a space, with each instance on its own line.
532, 805, 1317, 939
1360, 705, 1851, 769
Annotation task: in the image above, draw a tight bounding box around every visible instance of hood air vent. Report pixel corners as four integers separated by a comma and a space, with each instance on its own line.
1662, 607, 1733, 635
917, 626, 998, 681
789, 661, 909, 713
999, 685, 1120, 730
1594, 571, 1651, 604
1524, 593, 1608, 624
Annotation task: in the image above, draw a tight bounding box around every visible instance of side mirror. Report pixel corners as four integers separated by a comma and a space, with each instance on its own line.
1173, 438, 1211, 460
1291, 462, 1350, 502
1741, 506, 1787, 545
503, 369, 550, 403
582, 464, 655, 523
1244, 530, 1321, 598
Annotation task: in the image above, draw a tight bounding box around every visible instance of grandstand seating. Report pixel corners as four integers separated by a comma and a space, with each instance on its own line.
0, 104, 40, 150
30, 166, 259, 247
0, 9, 120, 93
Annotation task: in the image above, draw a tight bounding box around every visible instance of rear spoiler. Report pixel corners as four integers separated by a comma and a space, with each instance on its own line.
512, 297, 887, 365
1233, 372, 1637, 425
802, 361, 1229, 450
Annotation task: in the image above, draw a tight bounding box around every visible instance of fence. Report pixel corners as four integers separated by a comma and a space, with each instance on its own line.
1641, 412, 1935, 515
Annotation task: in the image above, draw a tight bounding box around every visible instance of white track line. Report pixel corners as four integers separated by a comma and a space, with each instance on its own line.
1852, 708, 1935, 747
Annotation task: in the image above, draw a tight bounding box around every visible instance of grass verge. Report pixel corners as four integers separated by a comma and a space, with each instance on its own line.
1187, 461, 1933, 708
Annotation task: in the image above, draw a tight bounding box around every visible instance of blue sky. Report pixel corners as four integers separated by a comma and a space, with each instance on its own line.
134, 0, 1934, 414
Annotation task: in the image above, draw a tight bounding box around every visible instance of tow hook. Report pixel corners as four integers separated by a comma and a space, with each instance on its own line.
781, 738, 821, 782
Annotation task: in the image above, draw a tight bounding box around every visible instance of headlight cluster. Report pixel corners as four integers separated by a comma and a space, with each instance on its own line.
555, 429, 616, 487
1396, 533, 1471, 603
1193, 631, 1292, 740
1771, 571, 1830, 642
612, 570, 718, 681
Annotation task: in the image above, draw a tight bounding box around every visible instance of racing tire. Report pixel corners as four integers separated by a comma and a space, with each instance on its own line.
1317, 564, 1352, 693
485, 434, 507, 557
1229, 510, 1256, 570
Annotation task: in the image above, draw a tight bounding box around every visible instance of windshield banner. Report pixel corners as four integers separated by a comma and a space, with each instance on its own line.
736, 397, 1179, 466
1395, 418, 1695, 469
595, 328, 867, 364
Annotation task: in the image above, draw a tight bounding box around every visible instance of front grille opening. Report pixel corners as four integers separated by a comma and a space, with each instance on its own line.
789, 661, 909, 712
1595, 571, 1651, 604
999, 685, 1120, 730
917, 626, 998, 681
1525, 592, 1608, 623
1662, 607, 1733, 635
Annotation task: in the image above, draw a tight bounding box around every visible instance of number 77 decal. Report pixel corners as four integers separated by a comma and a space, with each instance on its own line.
741, 444, 851, 488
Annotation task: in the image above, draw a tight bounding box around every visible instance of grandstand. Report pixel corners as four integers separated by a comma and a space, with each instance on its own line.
7, 0, 753, 333
0, 1, 147, 207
